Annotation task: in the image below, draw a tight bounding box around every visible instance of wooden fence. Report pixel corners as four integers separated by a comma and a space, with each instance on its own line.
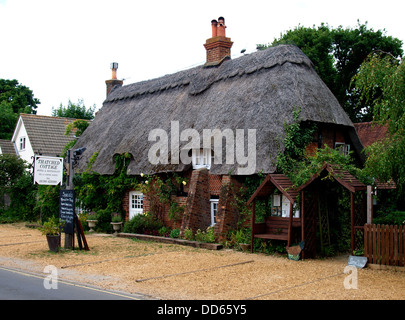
364, 224, 405, 266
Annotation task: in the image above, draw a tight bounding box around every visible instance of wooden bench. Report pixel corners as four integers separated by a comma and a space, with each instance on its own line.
252, 216, 301, 241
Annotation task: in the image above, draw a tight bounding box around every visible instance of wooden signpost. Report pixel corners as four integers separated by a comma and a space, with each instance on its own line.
33, 148, 89, 251
62, 148, 89, 251
59, 189, 89, 251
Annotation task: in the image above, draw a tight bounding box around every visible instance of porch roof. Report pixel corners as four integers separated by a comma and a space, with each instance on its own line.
247, 174, 298, 205
296, 163, 367, 193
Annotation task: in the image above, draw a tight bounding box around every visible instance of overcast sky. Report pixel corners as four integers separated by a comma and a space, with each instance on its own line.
1, 0, 404, 116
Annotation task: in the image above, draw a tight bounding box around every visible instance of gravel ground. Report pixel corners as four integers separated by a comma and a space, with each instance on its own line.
0, 223, 404, 300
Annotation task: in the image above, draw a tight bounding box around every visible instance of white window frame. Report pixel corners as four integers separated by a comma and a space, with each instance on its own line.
192, 148, 213, 170
210, 199, 219, 226
19, 137, 26, 151
129, 191, 143, 219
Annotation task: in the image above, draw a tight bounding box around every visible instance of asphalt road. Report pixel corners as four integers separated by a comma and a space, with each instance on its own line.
0, 266, 146, 300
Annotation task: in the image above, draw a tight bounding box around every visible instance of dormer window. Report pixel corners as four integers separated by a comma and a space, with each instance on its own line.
192, 148, 213, 170
19, 137, 26, 151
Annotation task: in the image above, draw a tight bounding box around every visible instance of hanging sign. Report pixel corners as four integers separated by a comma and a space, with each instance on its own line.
33, 156, 64, 185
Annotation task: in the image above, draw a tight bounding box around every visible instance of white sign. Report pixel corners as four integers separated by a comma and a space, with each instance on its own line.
34, 156, 64, 185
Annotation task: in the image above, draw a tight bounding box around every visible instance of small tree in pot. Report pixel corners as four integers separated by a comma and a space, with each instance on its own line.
39, 216, 65, 252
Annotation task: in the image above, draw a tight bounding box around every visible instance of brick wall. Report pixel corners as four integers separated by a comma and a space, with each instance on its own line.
122, 170, 244, 240
214, 175, 241, 241
180, 168, 211, 236
305, 126, 349, 157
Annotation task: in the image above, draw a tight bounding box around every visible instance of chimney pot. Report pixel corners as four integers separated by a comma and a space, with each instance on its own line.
217, 16, 226, 37
211, 19, 218, 37
106, 62, 123, 97
110, 62, 118, 80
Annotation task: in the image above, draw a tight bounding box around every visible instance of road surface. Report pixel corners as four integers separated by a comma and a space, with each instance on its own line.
0, 266, 147, 300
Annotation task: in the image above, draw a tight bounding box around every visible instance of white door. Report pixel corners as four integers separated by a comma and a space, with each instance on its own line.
129, 191, 143, 219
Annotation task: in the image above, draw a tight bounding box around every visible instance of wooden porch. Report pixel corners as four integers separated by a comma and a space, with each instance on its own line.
247, 174, 300, 251
247, 163, 387, 259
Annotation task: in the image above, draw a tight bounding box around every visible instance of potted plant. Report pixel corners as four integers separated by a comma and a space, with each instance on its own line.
110, 213, 123, 235
235, 229, 251, 252
86, 211, 98, 232
39, 216, 65, 252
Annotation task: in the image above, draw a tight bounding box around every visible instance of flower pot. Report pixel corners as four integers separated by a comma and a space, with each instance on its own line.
239, 243, 251, 252
110, 222, 122, 235
87, 220, 98, 232
46, 234, 60, 252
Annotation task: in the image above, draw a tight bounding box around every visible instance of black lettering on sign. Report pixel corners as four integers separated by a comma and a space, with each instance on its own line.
59, 189, 75, 234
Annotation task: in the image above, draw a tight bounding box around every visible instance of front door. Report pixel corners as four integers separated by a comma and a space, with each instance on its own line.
129, 191, 143, 219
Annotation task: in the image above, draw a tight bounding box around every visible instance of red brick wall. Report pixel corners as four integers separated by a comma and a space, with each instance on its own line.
180, 168, 211, 236
214, 175, 241, 241
305, 126, 349, 156
209, 174, 222, 196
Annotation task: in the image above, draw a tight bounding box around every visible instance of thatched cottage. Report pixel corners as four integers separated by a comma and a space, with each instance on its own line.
75, 17, 363, 239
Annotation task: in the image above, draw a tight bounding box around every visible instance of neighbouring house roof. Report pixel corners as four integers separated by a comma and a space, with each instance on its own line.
12, 114, 81, 157
75, 44, 362, 176
353, 122, 388, 148
0, 139, 16, 155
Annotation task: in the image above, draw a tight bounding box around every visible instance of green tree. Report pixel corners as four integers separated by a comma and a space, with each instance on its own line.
52, 99, 96, 120
353, 52, 405, 197
0, 79, 40, 139
258, 21, 403, 122
0, 154, 37, 220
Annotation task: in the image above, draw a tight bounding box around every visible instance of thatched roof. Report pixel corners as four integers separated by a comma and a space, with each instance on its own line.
75, 44, 360, 176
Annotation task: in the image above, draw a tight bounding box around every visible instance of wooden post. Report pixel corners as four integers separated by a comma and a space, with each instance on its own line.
301, 190, 305, 259
64, 149, 74, 249
350, 191, 355, 255
250, 199, 256, 253
367, 185, 373, 224
288, 202, 293, 247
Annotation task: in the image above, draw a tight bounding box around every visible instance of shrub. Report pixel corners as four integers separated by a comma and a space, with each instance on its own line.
183, 228, 194, 241
158, 226, 171, 237
123, 213, 163, 234
194, 227, 216, 243
373, 210, 405, 226
169, 228, 180, 238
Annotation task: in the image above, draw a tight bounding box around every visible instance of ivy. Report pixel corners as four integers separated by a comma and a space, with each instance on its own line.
139, 172, 187, 221
275, 107, 317, 182
74, 153, 139, 229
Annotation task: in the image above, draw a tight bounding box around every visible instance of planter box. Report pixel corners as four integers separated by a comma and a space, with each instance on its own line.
117, 233, 223, 250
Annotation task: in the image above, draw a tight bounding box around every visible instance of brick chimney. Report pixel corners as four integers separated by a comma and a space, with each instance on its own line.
204, 17, 233, 66
105, 62, 123, 97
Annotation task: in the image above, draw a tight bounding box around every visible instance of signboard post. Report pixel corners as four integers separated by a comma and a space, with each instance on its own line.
63, 148, 89, 251
33, 156, 63, 186
32, 149, 88, 251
